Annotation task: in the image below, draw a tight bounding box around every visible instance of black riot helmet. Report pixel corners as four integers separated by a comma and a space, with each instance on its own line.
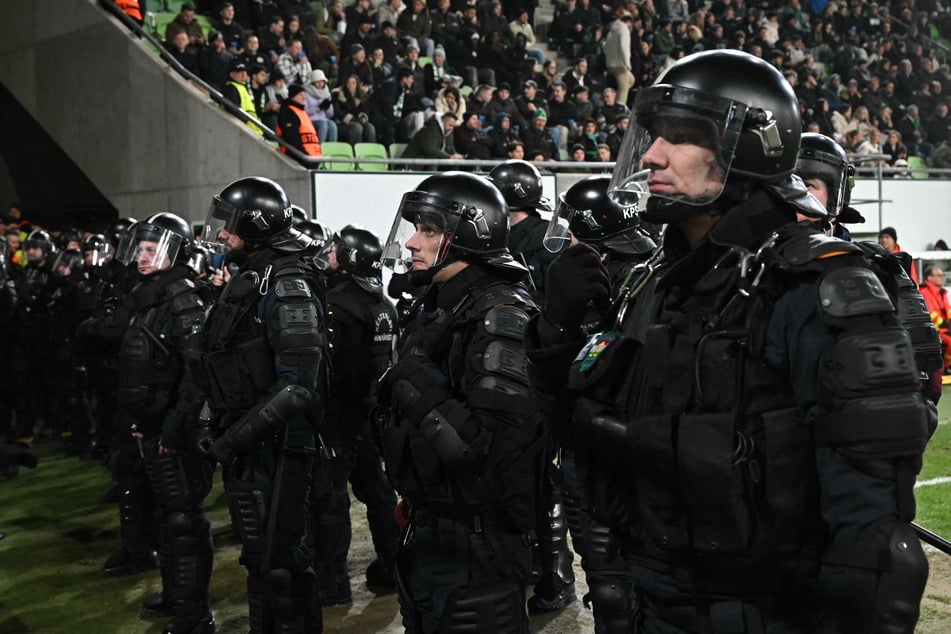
107, 217, 137, 248
610, 49, 801, 217
796, 133, 855, 216
52, 248, 84, 277
296, 220, 333, 249
382, 172, 522, 282
336, 225, 384, 293
488, 159, 546, 212
205, 177, 310, 252
58, 228, 83, 251
25, 230, 56, 262
82, 233, 114, 267
544, 175, 656, 256
122, 212, 193, 272
291, 204, 309, 225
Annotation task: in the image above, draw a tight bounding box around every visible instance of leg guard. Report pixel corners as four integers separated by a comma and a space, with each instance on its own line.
104, 445, 157, 576
528, 493, 577, 614
247, 574, 271, 634
310, 455, 353, 606
349, 438, 399, 580
819, 521, 928, 634
162, 512, 214, 607
440, 580, 530, 634
225, 478, 268, 572
264, 567, 322, 633
582, 522, 633, 634
146, 450, 192, 510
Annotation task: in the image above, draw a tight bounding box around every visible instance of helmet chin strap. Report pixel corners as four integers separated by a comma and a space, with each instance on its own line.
408, 245, 459, 286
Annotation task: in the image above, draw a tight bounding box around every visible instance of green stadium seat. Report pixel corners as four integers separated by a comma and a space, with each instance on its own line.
355, 142, 388, 171
388, 142, 408, 170
418, 56, 433, 69
459, 85, 473, 97
907, 155, 929, 179
558, 148, 569, 161
320, 141, 356, 170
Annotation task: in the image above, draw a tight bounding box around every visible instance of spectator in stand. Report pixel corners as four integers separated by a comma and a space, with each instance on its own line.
549, 0, 577, 55
402, 111, 463, 163
489, 112, 520, 158
434, 86, 465, 122
332, 73, 377, 143
927, 102, 951, 147
317, 0, 347, 47
604, 15, 635, 106
278, 83, 322, 158
453, 112, 494, 160
856, 126, 885, 166
221, 60, 263, 134
535, 59, 560, 97
239, 33, 273, 73
568, 142, 586, 162
341, 14, 374, 61
522, 109, 558, 160
509, 9, 545, 69
339, 44, 374, 91
430, 0, 461, 57
257, 15, 287, 63
594, 87, 629, 134
276, 38, 313, 86
402, 44, 428, 95
369, 46, 393, 88
279, 0, 317, 30
572, 85, 595, 126
506, 140, 526, 160
397, 0, 434, 58
372, 66, 426, 144
213, 2, 247, 54
847, 104, 873, 142
560, 57, 590, 97
570, 0, 601, 51
250, 65, 281, 130
897, 104, 930, 157
199, 31, 233, 90
879, 225, 918, 285
605, 112, 628, 159
166, 30, 201, 76
918, 265, 951, 372
482, 1, 513, 46
882, 129, 909, 166
304, 69, 338, 143
931, 139, 951, 169
284, 15, 304, 49
266, 68, 289, 106
423, 46, 462, 100
372, 21, 402, 68
465, 84, 494, 122
376, 0, 402, 33
486, 83, 526, 131
578, 118, 600, 160
595, 142, 611, 163
344, 0, 373, 36
515, 79, 548, 129
165, 2, 205, 50
547, 81, 579, 150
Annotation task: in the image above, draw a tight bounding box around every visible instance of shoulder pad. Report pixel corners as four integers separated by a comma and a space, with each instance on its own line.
484, 303, 531, 340
274, 277, 313, 300
818, 266, 895, 318
171, 287, 205, 315
470, 284, 537, 316
774, 231, 863, 269
165, 278, 197, 298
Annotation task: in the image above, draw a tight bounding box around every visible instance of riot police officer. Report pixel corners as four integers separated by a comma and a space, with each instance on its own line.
541, 174, 656, 633
311, 225, 400, 604
109, 213, 215, 634
488, 159, 556, 297
378, 171, 546, 633
199, 177, 327, 632
488, 159, 577, 615
529, 50, 934, 632
13, 230, 56, 440
0, 240, 18, 441
47, 248, 88, 451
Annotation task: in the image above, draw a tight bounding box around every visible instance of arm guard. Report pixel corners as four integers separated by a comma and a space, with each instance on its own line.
811, 266, 937, 482
211, 385, 313, 465
819, 520, 927, 634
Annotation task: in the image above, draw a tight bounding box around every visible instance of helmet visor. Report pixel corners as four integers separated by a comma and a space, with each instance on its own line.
122, 224, 183, 273
84, 242, 114, 267
796, 152, 850, 216
115, 222, 139, 265
609, 84, 748, 207
381, 191, 461, 273
542, 194, 574, 253
202, 196, 242, 244
52, 250, 82, 277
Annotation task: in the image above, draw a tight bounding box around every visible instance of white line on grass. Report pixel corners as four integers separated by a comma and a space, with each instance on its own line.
915, 476, 951, 488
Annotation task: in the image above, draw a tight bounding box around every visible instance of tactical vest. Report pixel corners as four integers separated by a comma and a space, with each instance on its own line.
384, 281, 546, 533
116, 277, 197, 419
328, 282, 397, 384
198, 254, 321, 412
563, 230, 881, 597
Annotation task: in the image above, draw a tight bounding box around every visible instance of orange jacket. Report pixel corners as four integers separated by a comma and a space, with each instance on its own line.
277, 101, 322, 157
115, 0, 142, 22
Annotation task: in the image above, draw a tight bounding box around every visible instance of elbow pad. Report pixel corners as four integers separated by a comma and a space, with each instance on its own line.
212, 385, 313, 464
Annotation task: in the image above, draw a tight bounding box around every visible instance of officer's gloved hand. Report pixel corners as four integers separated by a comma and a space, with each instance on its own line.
543, 243, 610, 333
379, 357, 450, 425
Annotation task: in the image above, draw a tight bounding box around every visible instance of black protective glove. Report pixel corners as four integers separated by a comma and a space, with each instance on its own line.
543, 242, 611, 331
379, 357, 451, 425
319, 99, 331, 110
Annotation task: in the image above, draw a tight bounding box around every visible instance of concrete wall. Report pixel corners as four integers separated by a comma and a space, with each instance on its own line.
0, 0, 311, 225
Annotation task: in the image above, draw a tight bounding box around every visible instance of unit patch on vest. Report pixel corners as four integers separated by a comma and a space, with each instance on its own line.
575, 331, 617, 372
374, 311, 396, 343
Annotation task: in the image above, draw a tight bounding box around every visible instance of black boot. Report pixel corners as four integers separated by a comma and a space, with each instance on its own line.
102, 547, 158, 577
266, 568, 323, 632
365, 557, 397, 592
141, 592, 174, 618
528, 500, 577, 614
162, 513, 215, 634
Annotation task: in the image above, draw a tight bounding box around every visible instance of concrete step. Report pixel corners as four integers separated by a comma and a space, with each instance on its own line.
534, 0, 570, 73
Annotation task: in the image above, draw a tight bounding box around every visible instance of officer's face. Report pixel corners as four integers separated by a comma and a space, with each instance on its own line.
217, 229, 244, 251
405, 222, 444, 271
803, 177, 829, 208
328, 249, 339, 271
136, 240, 171, 275
26, 247, 44, 263
639, 119, 724, 201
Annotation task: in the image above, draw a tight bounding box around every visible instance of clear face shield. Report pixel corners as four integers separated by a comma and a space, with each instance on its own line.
543, 193, 584, 253
115, 222, 139, 265
84, 242, 114, 267
797, 153, 852, 217
608, 84, 748, 209
52, 250, 83, 277
201, 196, 241, 246
122, 224, 184, 274
381, 191, 461, 274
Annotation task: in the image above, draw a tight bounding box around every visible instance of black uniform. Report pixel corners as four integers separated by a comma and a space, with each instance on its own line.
13, 257, 53, 439
311, 272, 399, 603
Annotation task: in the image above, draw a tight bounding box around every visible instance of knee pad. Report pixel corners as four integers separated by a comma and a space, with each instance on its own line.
441, 580, 528, 634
